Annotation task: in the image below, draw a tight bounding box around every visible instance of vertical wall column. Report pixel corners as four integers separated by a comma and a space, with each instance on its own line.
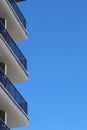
0, 111, 7, 124
0, 63, 7, 75
0, 63, 8, 124
0, 18, 7, 29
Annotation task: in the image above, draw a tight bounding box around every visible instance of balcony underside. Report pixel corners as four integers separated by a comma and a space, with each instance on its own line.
0, 84, 29, 128
0, 0, 28, 42
0, 35, 28, 83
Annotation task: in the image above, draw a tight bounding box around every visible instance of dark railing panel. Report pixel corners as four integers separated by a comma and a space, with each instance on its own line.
0, 22, 27, 70
0, 119, 10, 130
0, 70, 28, 115
8, 0, 26, 28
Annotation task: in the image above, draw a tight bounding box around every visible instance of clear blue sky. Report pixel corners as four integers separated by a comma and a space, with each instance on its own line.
15, 0, 87, 130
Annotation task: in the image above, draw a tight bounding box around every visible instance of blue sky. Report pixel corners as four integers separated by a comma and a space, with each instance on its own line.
15, 0, 87, 130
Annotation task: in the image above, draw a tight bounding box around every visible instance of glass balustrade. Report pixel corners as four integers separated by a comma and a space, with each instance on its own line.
8, 0, 26, 28
0, 70, 28, 115
0, 119, 10, 130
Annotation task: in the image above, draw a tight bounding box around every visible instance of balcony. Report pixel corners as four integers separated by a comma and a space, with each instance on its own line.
0, 119, 10, 130
0, 22, 28, 83
0, 0, 28, 42
0, 70, 29, 128
0, 22, 27, 70
8, 0, 26, 28
0, 70, 27, 115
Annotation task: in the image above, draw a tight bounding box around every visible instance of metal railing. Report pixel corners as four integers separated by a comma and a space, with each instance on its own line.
0, 119, 10, 130
0, 70, 28, 115
0, 22, 27, 70
8, 0, 26, 28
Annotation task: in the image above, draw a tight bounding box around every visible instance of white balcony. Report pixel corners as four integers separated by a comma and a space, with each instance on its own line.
0, 0, 28, 42
0, 26, 28, 83
0, 83, 29, 128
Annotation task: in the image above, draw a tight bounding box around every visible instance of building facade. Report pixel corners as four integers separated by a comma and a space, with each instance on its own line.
0, 0, 29, 129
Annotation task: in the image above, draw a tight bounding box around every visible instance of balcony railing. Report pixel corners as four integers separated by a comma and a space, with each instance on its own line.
0, 22, 27, 70
0, 119, 10, 130
8, 0, 26, 28
0, 70, 28, 115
